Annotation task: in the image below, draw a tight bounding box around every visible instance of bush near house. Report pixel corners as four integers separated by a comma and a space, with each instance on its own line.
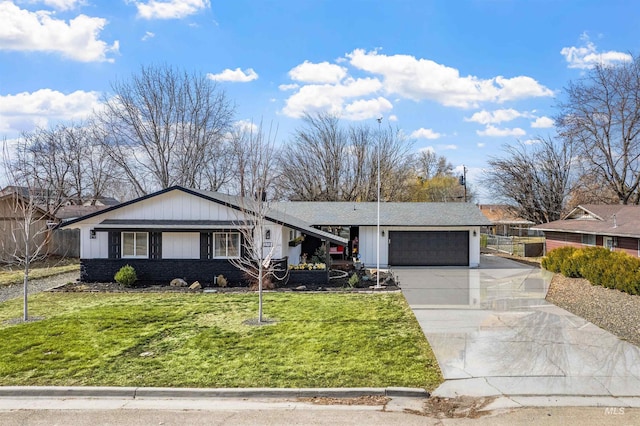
542, 246, 640, 295
114, 265, 137, 287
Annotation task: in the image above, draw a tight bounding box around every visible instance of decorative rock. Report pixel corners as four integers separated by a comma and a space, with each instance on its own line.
139, 351, 154, 357
295, 285, 307, 291
170, 278, 188, 287
189, 281, 202, 290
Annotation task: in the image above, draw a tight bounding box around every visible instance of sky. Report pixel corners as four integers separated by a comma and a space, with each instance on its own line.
1, 0, 639, 201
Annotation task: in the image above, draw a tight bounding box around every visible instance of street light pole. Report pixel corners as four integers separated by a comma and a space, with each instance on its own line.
376, 117, 382, 289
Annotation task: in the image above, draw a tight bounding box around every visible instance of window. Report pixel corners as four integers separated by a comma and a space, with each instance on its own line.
581, 234, 596, 246
122, 232, 148, 258
214, 232, 240, 258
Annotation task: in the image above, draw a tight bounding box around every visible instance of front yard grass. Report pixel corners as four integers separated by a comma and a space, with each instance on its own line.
0, 259, 80, 287
0, 292, 442, 390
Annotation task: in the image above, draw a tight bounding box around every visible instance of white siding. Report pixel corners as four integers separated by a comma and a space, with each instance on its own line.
284, 227, 302, 264
103, 191, 245, 221
359, 226, 481, 268
80, 226, 108, 259
162, 232, 199, 259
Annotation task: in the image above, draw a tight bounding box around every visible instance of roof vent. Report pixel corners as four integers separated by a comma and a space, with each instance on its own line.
613, 214, 617, 228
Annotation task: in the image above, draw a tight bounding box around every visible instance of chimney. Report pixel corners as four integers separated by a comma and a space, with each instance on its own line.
613, 214, 617, 228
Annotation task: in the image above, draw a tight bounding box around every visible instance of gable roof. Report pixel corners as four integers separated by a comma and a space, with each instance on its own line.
59, 186, 347, 245
533, 204, 640, 238
0, 191, 58, 223
272, 201, 491, 227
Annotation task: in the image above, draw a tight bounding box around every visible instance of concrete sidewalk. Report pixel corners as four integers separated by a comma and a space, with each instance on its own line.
397, 254, 640, 405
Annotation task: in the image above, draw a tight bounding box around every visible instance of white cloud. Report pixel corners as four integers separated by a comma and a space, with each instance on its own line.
388, 114, 398, 122
39, 0, 85, 10
410, 128, 442, 140
343, 97, 392, 121
278, 83, 299, 91
476, 125, 526, 137
477, 142, 485, 148
0, 89, 101, 134
233, 119, 259, 134
134, 0, 210, 20
418, 146, 435, 154
465, 108, 528, 124
561, 33, 631, 69
141, 31, 155, 41
0, 2, 119, 62
346, 49, 553, 108
439, 144, 457, 150
531, 116, 554, 128
288, 61, 347, 84
207, 68, 258, 83
282, 77, 382, 118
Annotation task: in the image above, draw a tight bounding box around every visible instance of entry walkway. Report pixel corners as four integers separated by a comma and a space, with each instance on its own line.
396, 254, 640, 400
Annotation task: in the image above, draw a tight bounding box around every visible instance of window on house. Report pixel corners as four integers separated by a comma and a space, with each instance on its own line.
122, 232, 148, 258
214, 232, 240, 258
581, 234, 596, 246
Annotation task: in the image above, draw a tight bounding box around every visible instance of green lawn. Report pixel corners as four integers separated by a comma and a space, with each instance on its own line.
0, 260, 80, 287
0, 292, 442, 390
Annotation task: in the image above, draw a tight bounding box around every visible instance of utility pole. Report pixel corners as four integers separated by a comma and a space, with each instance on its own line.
376, 116, 382, 289
459, 165, 467, 203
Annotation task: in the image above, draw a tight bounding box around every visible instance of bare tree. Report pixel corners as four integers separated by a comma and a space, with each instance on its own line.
1, 141, 64, 321
416, 150, 454, 179
482, 138, 573, 224
228, 122, 283, 323
405, 150, 473, 202
276, 113, 413, 201
15, 122, 119, 205
97, 64, 235, 195
557, 55, 640, 204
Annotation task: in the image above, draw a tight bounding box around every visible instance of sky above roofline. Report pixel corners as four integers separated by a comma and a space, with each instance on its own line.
1, 0, 638, 202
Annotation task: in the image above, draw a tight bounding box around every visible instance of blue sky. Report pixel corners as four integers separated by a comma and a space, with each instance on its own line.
1, 0, 639, 199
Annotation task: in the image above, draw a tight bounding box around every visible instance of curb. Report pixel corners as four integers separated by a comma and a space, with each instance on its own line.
0, 386, 429, 399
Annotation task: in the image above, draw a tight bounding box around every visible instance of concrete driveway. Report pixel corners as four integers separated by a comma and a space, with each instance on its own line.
396, 254, 640, 401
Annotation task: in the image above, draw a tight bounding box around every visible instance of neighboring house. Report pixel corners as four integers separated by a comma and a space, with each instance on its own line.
0, 190, 58, 262
60, 186, 490, 285
532, 204, 640, 257
478, 204, 536, 236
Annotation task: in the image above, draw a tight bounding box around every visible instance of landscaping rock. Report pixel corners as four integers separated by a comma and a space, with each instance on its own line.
170, 278, 188, 287
295, 285, 307, 291
189, 281, 202, 290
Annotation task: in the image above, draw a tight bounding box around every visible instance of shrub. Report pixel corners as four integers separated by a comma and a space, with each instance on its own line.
541, 246, 576, 273
114, 264, 137, 287
348, 273, 360, 288
216, 274, 228, 288
311, 246, 327, 264
545, 246, 640, 296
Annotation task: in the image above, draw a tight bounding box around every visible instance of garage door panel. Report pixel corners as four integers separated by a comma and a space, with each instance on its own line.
389, 231, 469, 266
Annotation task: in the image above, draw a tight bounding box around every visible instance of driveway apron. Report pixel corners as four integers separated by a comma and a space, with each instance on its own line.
396, 254, 640, 398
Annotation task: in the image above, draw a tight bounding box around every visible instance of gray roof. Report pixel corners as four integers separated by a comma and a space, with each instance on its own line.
533, 204, 640, 238
272, 201, 491, 227
187, 188, 347, 245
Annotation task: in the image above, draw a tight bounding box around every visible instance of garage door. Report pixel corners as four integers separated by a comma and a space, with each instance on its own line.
388, 231, 469, 266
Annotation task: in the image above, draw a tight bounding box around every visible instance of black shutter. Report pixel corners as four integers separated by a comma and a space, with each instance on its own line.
108, 231, 121, 259
200, 232, 213, 260
149, 232, 162, 259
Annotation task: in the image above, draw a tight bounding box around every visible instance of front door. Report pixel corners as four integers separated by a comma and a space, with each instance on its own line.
603, 236, 614, 250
